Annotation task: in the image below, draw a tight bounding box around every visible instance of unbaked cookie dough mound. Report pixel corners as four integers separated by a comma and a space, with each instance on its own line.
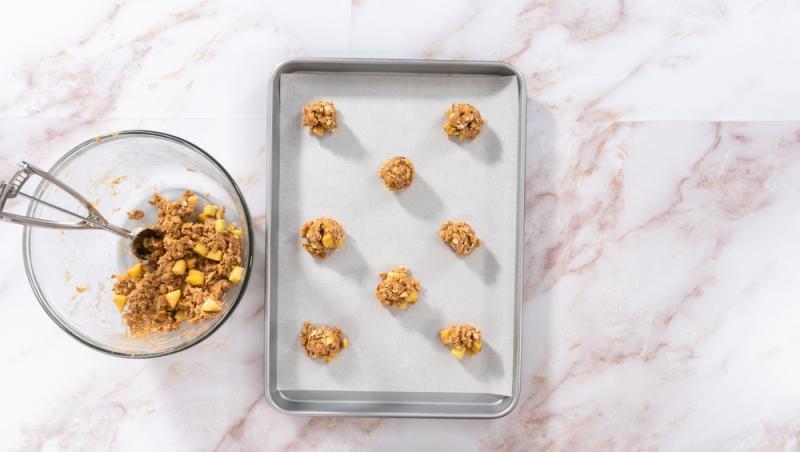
299, 217, 345, 259
439, 220, 480, 256
375, 265, 421, 309
299, 321, 349, 363
443, 103, 485, 140
378, 156, 415, 191
112, 191, 244, 336
301, 100, 338, 136
440, 324, 482, 359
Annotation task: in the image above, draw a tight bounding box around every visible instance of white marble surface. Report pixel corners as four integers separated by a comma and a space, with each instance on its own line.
3, 1, 800, 450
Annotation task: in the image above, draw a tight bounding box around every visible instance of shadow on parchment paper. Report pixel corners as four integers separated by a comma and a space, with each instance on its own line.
462, 340, 504, 380
464, 242, 500, 285
324, 340, 357, 382
389, 292, 444, 348
318, 238, 370, 282
396, 174, 444, 220
318, 116, 367, 160
457, 126, 502, 165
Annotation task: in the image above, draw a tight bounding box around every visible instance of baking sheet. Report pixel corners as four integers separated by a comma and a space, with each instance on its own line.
275, 72, 519, 396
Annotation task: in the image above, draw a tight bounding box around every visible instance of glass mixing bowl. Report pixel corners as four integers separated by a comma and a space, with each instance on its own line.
22, 130, 253, 358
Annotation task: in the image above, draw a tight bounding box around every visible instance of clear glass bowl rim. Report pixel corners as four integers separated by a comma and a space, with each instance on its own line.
21, 130, 255, 358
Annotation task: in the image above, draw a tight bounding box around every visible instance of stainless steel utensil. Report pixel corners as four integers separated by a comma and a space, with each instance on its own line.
0, 161, 160, 259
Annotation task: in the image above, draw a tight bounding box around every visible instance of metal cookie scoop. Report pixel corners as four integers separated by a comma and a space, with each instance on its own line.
0, 161, 162, 259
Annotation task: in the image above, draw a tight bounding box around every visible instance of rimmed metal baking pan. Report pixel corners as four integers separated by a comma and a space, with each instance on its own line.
265, 58, 526, 418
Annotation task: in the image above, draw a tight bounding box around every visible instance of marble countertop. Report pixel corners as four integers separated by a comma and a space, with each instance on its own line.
3, 1, 800, 450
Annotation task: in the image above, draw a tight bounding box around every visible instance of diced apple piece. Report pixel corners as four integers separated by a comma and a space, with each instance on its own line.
187, 195, 198, 205
201, 298, 222, 313
406, 290, 418, 302
336, 237, 345, 248
215, 218, 226, 232
171, 259, 187, 275
231, 228, 242, 239
439, 328, 451, 342
228, 266, 244, 283
127, 262, 143, 278
186, 269, 204, 286
451, 346, 466, 359
202, 204, 218, 217
174, 310, 189, 322
322, 234, 335, 248
193, 243, 209, 257
471, 341, 483, 354
342, 338, 349, 348
206, 249, 223, 261
215, 207, 224, 219
113, 294, 127, 311
165, 290, 181, 309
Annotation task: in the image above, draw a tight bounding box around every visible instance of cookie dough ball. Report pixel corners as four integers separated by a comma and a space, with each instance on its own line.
440, 324, 482, 359
439, 220, 480, 256
301, 100, 338, 136
443, 103, 485, 140
299, 321, 349, 363
375, 265, 421, 309
300, 217, 345, 259
379, 156, 415, 191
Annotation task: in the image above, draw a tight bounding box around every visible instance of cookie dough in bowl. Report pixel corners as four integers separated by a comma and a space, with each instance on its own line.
22, 130, 253, 358
112, 191, 245, 336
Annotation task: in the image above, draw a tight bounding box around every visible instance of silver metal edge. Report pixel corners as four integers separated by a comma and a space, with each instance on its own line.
264, 59, 289, 414
264, 58, 527, 418
498, 60, 527, 418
